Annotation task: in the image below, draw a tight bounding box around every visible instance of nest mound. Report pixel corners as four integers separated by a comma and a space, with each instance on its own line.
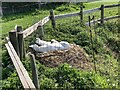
35, 44, 93, 70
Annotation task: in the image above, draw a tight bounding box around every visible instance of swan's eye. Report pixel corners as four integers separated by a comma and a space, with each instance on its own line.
36, 43, 42, 46
51, 41, 54, 43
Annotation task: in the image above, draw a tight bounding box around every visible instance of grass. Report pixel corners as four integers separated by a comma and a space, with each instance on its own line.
1, 1, 119, 35
2, 11, 49, 35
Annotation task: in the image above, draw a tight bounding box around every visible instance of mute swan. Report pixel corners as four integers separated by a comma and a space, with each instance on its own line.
35, 38, 64, 49
30, 39, 70, 52
29, 44, 58, 53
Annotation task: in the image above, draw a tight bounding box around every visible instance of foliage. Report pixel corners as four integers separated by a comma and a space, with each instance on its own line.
53, 64, 108, 89
2, 72, 23, 90
36, 62, 109, 89
56, 4, 79, 12
1, 1, 119, 89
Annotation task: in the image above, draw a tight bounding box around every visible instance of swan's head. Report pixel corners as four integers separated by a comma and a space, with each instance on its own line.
51, 39, 58, 43
35, 38, 40, 43
29, 44, 39, 51
60, 41, 70, 49
36, 38, 40, 41
35, 38, 45, 46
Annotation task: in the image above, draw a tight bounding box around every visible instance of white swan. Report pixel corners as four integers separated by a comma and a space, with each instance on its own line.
29, 44, 58, 53
35, 38, 64, 49
30, 39, 70, 52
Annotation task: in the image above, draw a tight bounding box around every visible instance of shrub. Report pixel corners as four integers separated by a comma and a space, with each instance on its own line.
53, 64, 108, 89
2, 72, 23, 90
56, 5, 76, 12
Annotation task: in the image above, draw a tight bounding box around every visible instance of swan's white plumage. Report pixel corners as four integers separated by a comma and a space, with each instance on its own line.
30, 38, 70, 52
29, 44, 57, 52
51, 39, 64, 49
60, 41, 70, 49
35, 38, 51, 46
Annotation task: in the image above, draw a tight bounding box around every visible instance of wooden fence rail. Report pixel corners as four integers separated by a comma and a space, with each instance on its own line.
83, 8, 100, 14
104, 4, 120, 8
5, 37, 36, 90
54, 7, 101, 19
104, 15, 120, 21
23, 16, 50, 38
22, 3, 120, 39
55, 12, 79, 19
85, 15, 120, 25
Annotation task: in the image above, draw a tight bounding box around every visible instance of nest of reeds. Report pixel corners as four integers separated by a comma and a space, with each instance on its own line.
32, 44, 93, 70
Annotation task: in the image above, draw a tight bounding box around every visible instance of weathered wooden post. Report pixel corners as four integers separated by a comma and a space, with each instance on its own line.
15, 25, 22, 32
29, 53, 39, 89
50, 9, 56, 29
9, 30, 19, 56
100, 5, 104, 24
18, 32, 24, 60
80, 2, 83, 21
37, 25, 44, 40
16, 26, 25, 59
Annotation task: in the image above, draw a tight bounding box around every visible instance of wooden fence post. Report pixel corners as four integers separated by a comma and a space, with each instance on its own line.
16, 26, 25, 59
15, 25, 22, 32
29, 53, 39, 89
80, 2, 83, 21
50, 9, 56, 29
9, 30, 19, 56
37, 25, 44, 40
18, 32, 25, 60
100, 5, 104, 24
